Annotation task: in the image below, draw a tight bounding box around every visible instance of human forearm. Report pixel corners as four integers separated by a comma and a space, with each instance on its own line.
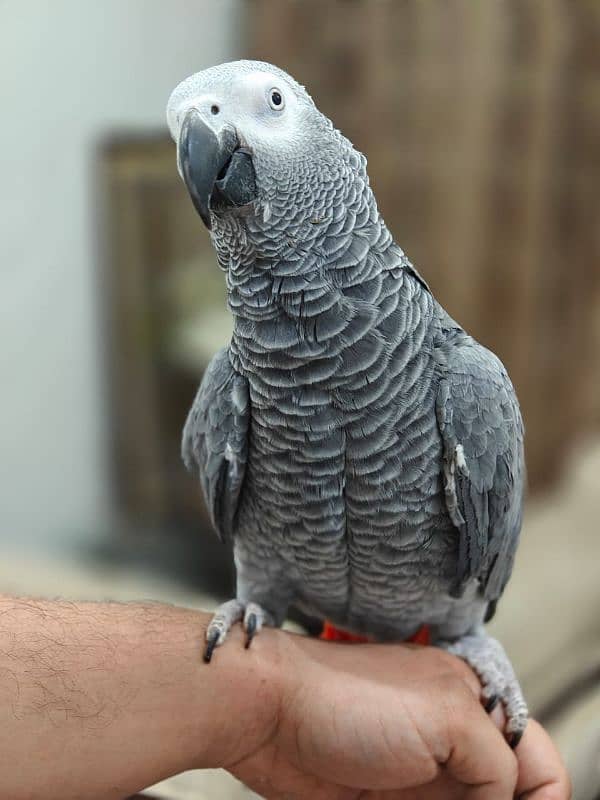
0, 597, 279, 800
0, 595, 569, 800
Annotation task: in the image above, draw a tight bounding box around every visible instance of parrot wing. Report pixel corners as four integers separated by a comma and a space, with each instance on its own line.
435, 334, 525, 606
182, 347, 249, 542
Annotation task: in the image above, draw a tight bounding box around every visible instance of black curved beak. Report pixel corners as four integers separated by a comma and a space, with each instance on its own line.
177, 109, 257, 230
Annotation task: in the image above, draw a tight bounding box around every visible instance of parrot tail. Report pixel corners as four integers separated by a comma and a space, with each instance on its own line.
320, 621, 430, 646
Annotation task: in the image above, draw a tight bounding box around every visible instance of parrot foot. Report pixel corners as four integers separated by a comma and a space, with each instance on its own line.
203, 599, 273, 663
438, 631, 528, 747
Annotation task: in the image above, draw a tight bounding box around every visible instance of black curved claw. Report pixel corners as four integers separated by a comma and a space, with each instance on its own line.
484, 694, 499, 713
245, 612, 257, 649
508, 729, 524, 750
204, 630, 220, 664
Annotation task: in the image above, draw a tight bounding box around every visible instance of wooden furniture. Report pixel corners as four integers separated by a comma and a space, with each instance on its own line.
101, 135, 231, 528
100, 135, 234, 594
248, 0, 600, 490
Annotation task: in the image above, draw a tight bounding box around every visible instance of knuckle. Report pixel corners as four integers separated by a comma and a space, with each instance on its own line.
438, 672, 474, 704
436, 648, 463, 670
504, 749, 519, 787
436, 674, 480, 732
492, 737, 518, 790
430, 648, 481, 692
444, 652, 481, 686
485, 741, 518, 792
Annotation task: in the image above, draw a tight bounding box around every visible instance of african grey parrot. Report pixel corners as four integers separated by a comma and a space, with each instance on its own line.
167, 60, 528, 744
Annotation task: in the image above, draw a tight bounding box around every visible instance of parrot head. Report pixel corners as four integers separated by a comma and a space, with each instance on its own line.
167, 60, 362, 239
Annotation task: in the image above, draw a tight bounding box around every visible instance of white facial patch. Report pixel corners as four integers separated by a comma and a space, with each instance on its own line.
166, 65, 302, 151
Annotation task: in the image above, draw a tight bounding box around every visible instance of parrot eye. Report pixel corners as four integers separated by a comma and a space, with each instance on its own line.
268, 88, 284, 111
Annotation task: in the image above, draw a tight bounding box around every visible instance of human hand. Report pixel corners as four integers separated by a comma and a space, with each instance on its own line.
222, 629, 570, 799
0, 599, 567, 799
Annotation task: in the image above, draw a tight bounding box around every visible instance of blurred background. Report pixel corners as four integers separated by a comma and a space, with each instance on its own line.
1, 1, 599, 797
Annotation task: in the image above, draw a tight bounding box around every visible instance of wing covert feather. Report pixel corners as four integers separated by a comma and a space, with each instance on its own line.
436, 337, 525, 601
182, 347, 249, 542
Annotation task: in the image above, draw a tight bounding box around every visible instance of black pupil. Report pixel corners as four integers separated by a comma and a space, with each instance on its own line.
271, 91, 282, 107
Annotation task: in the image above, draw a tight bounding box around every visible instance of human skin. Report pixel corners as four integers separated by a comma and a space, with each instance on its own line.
0, 597, 569, 799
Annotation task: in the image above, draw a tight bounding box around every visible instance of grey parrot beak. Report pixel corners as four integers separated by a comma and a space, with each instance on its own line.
178, 109, 257, 230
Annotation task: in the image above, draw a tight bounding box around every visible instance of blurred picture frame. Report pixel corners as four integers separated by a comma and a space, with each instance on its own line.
100, 134, 230, 531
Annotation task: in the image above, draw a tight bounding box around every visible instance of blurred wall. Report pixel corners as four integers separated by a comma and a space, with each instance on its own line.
0, 1, 239, 551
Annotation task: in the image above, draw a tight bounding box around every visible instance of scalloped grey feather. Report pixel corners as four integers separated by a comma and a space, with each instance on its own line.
174, 60, 525, 643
